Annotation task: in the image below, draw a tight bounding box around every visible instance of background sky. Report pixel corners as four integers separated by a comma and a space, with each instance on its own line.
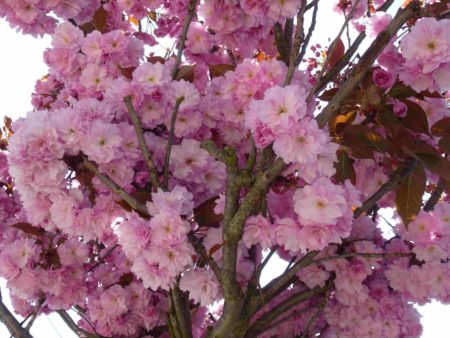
0, 2, 449, 337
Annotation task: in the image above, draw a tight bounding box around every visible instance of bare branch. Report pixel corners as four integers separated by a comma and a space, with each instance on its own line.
82, 158, 149, 215
245, 286, 326, 337
171, 0, 198, 79
316, 0, 422, 127
124, 96, 160, 190
170, 286, 193, 338
423, 179, 445, 212
353, 159, 417, 219
284, 0, 307, 86
297, 0, 319, 66
312, 251, 412, 265
0, 289, 33, 338
187, 232, 222, 281
57, 310, 99, 338
162, 97, 185, 190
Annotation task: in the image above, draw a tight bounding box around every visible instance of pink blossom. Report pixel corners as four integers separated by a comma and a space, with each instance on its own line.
81, 121, 123, 164
57, 238, 89, 266
243, 215, 275, 250
293, 177, 348, 226
180, 268, 220, 306
372, 68, 396, 89
51, 22, 83, 50
147, 185, 194, 216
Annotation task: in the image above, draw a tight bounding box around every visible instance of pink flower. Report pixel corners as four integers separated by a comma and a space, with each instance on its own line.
388, 98, 407, 118
372, 68, 396, 89
298, 223, 334, 251
275, 217, 302, 253
365, 12, 392, 38
273, 118, 327, 164
57, 238, 89, 266
99, 285, 130, 317
243, 215, 275, 250
246, 85, 307, 135
81, 121, 123, 164
51, 22, 84, 50
147, 185, 194, 216
132, 62, 167, 92
400, 18, 450, 74
293, 177, 348, 226
179, 268, 220, 306
149, 211, 190, 245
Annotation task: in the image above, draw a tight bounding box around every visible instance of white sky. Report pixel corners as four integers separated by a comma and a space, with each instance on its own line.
0, 4, 449, 337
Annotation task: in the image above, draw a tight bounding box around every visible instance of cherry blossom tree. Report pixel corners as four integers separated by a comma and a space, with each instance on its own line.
0, 0, 449, 337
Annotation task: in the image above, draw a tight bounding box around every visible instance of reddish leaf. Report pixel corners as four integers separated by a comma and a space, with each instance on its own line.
387, 83, 416, 99
438, 137, 450, 153
209, 64, 236, 78
341, 125, 387, 159
147, 56, 166, 64
327, 38, 345, 69
120, 67, 136, 79
118, 273, 134, 287
318, 88, 339, 101
208, 243, 222, 256
176, 65, 195, 82
395, 165, 426, 227
11, 222, 45, 236
404, 143, 450, 181
92, 6, 108, 33
334, 149, 356, 184
431, 118, 450, 138
194, 196, 223, 227
401, 99, 429, 135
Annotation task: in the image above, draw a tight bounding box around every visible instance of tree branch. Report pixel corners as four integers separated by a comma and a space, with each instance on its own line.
162, 97, 184, 190
187, 232, 222, 282
423, 179, 445, 212
0, 289, 33, 338
124, 96, 160, 190
170, 286, 193, 338
57, 310, 98, 338
283, 0, 307, 86
297, 0, 319, 67
171, 0, 198, 79
82, 158, 149, 215
245, 286, 326, 337
353, 159, 417, 219
316, 0, 422, 127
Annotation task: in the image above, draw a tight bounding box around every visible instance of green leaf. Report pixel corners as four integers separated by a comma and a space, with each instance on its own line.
334, 149, 356, 184
395, 165, 426, 227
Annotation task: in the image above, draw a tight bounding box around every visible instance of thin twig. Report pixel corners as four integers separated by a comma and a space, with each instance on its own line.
82, 158, 149, 215
163, 97, 185, 190
307, 0, 361, 101
297, 0, 319, 66
187, 232, 221, 281
316, 0, 422, 127
353, 159, 417, 219
423, 179, 445, 212
171, 0, 198, 79
283, 0, 307, 86
124, 96, 160, 190
312, 251, 412, 265
0, 289, 33, 338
